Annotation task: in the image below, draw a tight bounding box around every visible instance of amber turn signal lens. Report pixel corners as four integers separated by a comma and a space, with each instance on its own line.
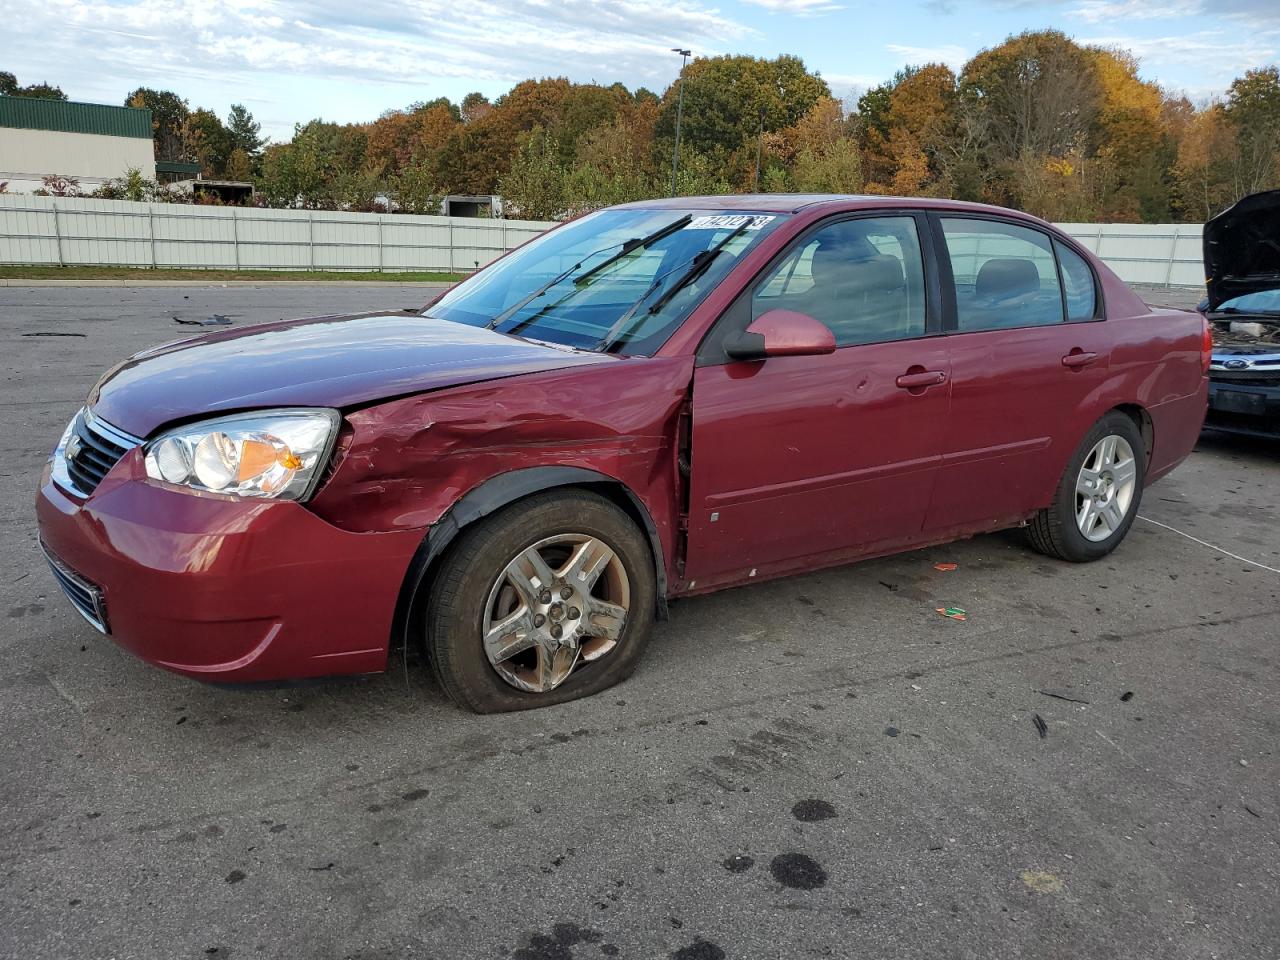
236, 439, 281, 482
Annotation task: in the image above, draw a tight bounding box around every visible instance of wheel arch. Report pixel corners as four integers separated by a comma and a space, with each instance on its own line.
1110, 402, 1154, 468
390, 467, 669, 656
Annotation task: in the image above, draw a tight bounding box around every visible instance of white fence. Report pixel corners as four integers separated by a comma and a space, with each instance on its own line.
0, 195, 554, 273
0, 195, 1206, 286
1053, 223, 1203, 287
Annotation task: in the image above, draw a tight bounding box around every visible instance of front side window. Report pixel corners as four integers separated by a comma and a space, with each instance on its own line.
426, 209, 788, 355
752, 217, 927, 347
941, 219, 1064, 331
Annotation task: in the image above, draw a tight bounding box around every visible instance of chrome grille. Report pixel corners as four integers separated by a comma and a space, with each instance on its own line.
59, 410, 141, 498
40, 541, 109, 634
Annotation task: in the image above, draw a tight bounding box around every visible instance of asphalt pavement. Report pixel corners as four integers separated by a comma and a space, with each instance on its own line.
1, 283, 1277, 960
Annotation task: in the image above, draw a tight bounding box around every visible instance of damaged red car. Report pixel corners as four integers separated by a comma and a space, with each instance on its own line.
36, 196, 1209, 712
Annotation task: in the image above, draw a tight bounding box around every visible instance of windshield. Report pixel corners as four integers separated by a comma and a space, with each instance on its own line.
1213, 288, 1280, 316
425, 208, 788, 354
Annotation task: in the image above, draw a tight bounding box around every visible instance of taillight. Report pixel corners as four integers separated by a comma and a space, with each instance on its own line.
1201, 317, 1213, 374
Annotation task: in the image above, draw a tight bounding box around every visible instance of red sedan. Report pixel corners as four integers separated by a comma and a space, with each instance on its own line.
36, 195, 1209, 712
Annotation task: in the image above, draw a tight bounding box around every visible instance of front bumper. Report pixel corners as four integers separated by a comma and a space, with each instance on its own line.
1205, 378, 1280, 438
35, 449, 423, 683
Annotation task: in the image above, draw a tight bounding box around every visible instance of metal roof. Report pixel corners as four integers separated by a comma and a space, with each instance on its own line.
0, 97, 153, 139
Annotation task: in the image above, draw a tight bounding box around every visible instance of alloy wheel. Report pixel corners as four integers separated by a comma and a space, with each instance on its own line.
481, 534, 630, 693
1075, 434, 1138, 542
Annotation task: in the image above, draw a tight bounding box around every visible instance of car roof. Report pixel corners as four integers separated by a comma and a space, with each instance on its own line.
614, 193, 1042, 221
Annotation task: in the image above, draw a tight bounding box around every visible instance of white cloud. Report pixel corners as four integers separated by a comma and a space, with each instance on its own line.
1069, 0, 1200, 23
885, 43, 969, 69
741, 0, 843, 14
1078, 30, 1279, 94
3, 0, 756, 138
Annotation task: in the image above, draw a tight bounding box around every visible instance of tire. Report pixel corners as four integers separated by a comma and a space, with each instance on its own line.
425, 489, 656, 713
1026, 412, 1146, 562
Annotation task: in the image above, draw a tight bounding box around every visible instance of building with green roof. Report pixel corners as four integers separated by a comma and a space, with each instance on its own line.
0, 97, 156, 193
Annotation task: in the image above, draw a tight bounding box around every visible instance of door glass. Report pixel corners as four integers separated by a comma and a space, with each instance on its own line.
753, 217, 927, 346
940, 219, 1065, 330
1055, 240, 1098, 321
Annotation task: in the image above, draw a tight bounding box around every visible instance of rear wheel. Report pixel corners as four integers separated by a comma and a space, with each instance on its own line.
425, 490, 655, 713
1027, 412, 1146, 562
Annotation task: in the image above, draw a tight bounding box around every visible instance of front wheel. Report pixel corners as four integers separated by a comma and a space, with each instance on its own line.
1027, 412, 1146, 562
425, 490, 656, 713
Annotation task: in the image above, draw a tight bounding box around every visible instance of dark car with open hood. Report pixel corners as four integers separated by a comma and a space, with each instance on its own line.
1201, 189, 1280, 438
36, 195, 1209, 712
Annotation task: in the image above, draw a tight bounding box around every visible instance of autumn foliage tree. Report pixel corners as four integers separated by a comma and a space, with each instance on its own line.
24, 36, 1278, 222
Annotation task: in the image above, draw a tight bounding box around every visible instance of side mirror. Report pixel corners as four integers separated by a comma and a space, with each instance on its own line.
723, 309, 836, 361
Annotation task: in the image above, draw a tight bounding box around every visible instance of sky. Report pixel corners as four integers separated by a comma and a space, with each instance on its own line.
5, 0, 1279, 143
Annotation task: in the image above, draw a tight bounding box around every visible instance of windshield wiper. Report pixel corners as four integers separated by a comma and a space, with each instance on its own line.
595, 222, 751, 352
486, 214, 693, 331
572, 214, 692, 287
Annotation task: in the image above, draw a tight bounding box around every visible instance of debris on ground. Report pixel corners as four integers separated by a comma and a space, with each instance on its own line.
1243, 803, 1261, 818
1032, 714, 1049, 739
174, 314, 233, 326
22, 331, 86, 337
879, 581, 900, 592
884, 726, 900, 738
936, 606, 967, 621
1120, 691, 1134, 702
934, 562, 958, 572
1038, 689, 1090, 705
1020, 870, 1064, 893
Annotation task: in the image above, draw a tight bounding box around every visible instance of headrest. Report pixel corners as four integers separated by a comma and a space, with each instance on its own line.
812, 247, 904, 295
975, 258, 1040, 301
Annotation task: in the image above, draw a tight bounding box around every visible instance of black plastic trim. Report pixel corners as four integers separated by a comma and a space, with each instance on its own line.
927, 211, 1107, 334
391, 466, 670, 654
695, 208, 941, 367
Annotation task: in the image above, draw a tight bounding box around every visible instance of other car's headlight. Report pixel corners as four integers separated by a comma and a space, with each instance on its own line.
143, 409, 340, 501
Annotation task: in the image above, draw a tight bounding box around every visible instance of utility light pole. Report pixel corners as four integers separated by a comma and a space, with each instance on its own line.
669, 47, 691, 197
753, 105, 766, 192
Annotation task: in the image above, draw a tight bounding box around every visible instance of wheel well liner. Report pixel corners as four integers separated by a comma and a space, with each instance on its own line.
1112, 403, 1154, 465
390, 467, 669, 653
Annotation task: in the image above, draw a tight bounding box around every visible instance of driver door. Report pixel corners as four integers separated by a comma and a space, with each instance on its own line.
683, 214, 951, 589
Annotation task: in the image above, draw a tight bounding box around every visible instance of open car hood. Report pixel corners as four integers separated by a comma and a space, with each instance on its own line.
1204, 189, 1280, 314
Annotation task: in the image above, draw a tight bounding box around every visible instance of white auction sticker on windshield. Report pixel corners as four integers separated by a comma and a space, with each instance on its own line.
688, 215, 777, 231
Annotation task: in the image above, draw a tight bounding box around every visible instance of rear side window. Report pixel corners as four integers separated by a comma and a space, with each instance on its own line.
1055, 240, 1098, 321
940, 219, 1063, 331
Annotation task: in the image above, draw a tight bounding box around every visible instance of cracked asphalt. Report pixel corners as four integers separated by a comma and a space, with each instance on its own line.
1, 283, 1277, 960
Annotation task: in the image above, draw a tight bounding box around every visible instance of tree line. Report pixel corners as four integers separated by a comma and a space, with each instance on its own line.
4, 30, 1279, 223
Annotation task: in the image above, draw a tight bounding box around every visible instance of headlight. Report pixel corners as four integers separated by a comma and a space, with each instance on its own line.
143, 409, 340, 501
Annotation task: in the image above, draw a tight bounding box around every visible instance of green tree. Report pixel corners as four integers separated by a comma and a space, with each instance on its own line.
497, 127, 567, 220
126, 87, 191, 160
655, 54, 830, 186
391, 159, 441, 214
225, 147, 253, 183
226, 104, 265, 159
254, 120, 375, 209
187, 108, 232, 177
460, 92, 492, 123
1225, 66, 1280, 195
0, 71, 66, 99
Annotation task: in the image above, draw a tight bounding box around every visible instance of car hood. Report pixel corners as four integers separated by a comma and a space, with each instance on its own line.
89, 312, 611, 437
1204, 189, 1280, 313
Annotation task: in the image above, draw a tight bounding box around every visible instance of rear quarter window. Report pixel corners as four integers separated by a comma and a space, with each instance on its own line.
1055, 240, 1099, 321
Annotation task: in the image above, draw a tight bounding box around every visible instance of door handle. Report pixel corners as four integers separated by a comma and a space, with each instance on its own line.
1061, 350, 1099, 368
895, 370, 948, 389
